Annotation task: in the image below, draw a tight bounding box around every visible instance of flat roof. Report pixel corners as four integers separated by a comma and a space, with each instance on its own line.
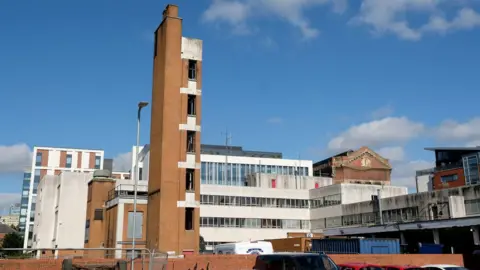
200, 144, 282, 158
313, 150, 353, 166
323, 215, 480, 236
424, 146, 480, 151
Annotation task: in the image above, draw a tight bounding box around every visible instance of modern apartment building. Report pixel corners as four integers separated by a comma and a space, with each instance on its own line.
19, 169, 31, 235
23, 146, 104, 248
425, 147, 480, 190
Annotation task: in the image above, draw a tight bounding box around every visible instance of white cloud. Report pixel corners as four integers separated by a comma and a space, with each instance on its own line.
113, 152, 132, 172
390, 160, 434, 190
352, 0, 480, 41
0, 144, 32, 173
202, 0, 252, 35
422, 8, 480, 35
435, 117, 480, 145
202, 0, 345, 39
203, 0, 480, 41
327, 117, 425, 151
377, 146, 405, 161
0, 193, 21, 215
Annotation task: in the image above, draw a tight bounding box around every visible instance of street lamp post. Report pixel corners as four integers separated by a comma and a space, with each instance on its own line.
131, 101, 149, 270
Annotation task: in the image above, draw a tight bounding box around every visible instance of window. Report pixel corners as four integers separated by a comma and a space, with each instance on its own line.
186, 131, 196, 153
463, 154, 480, 185
188, 60, 197, 80
66, 154, 72, 168
186, 169, 195, 191
95, 156, 101, 169
441, 174, 458, 183
35, 152, 42, 166
94, 209, 103, 220
139, 168, 143, 181
85, 220, 90, 243
127, 212, 143, 239
185, 208, 194, 230
153, 30, 158, 57
187, 95, 196, 116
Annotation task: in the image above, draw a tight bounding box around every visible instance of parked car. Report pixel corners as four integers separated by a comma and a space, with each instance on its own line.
337, 263, 384, 270
422, 265, 469, 270
253, 252, 339, 270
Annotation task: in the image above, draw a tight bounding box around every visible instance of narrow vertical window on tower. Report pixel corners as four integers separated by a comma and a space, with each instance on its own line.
188, 60, 197, 80
186, 131, 196, 153
187, 95, 196, 116
186, 169, 195, 192
153, 30, 158, 57
185, 208, 194, 230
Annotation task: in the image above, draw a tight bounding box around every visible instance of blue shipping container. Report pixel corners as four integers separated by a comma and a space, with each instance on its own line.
419, 243, 443, 254
311, 238, 400, 254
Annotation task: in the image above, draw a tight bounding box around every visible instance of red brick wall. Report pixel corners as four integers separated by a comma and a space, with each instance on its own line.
0, 254, 464, 270
167, 254, 463, 269
433, 168, 466, 190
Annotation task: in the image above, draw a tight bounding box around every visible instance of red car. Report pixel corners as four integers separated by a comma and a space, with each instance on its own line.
382, 266, 422, 270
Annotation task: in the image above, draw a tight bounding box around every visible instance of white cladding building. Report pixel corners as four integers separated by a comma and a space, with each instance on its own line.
31, 172, 93, 251
31, 144, 408, 253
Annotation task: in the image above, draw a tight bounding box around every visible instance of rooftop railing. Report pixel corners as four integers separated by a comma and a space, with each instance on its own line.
107, 184, 148, 201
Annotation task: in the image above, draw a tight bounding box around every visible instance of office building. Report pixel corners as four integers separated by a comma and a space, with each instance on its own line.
425, 146, 480, 190
9, 203, 20, 216
23, 146, 104, 248
73, 141, 405, 255
313, 147, 392, 185
0, 215, 20, 227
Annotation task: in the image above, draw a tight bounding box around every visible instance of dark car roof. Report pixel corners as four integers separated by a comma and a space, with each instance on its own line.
338, 263, 382, 266
259, 253, 322, 257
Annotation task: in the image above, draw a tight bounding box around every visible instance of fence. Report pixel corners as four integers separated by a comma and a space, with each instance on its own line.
0, 248, 168, 270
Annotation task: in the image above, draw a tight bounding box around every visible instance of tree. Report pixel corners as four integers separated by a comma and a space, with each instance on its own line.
1, 232, 23, 256
199, 235, 206, 253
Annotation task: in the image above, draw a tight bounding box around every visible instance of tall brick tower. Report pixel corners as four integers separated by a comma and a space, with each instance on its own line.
146, 4, 202, 255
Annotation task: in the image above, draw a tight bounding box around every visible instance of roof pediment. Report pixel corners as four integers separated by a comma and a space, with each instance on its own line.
332, 147, 391, 170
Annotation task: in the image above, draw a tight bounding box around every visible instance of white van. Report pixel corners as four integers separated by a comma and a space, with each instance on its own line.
214, 241, 274, 255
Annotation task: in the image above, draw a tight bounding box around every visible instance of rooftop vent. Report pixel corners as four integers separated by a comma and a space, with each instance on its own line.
93, 170, 111, 178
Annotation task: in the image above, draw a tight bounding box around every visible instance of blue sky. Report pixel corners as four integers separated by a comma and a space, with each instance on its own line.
1, 0, 480, 210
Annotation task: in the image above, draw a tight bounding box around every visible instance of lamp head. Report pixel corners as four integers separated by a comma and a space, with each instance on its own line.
138, 101, 149, 109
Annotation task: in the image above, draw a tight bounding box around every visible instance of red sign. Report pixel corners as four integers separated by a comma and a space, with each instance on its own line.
271, 179, 276, 188
315, 182, 319, 188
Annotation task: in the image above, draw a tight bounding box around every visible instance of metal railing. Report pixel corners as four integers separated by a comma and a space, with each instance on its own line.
108, 185, 148, 201
0, 248, 168, 270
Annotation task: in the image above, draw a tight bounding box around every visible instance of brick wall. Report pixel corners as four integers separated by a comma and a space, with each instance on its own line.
167, 254, 464, 269
0, 254, 464, 270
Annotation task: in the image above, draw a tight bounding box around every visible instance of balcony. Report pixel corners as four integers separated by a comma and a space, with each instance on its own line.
434, 162, 463, 172
107, 184, 148, 201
